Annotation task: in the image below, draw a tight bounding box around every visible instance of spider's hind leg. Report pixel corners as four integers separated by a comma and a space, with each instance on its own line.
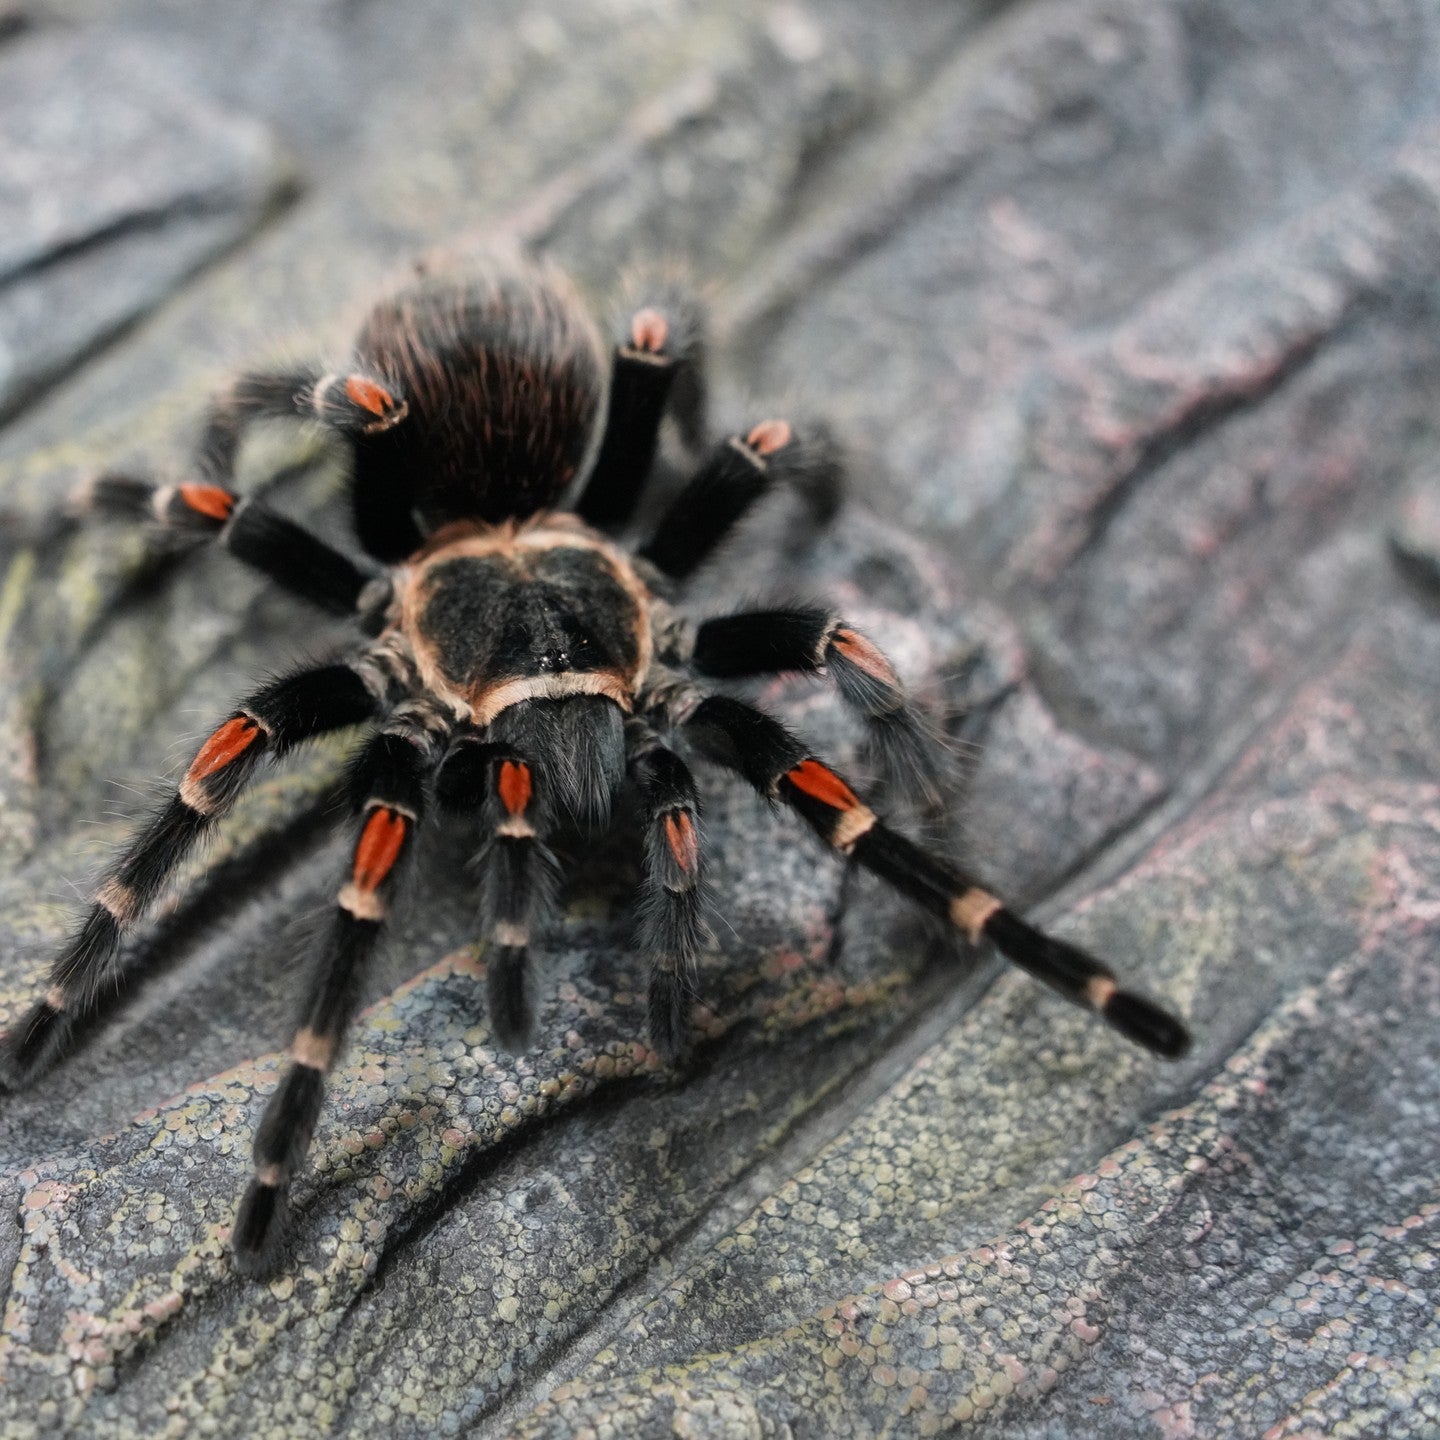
574, 281, 706, 529
71, 364, 407, 615
638, 421, 844, 582
195, 366, 408, 483
74, 470, 377, 616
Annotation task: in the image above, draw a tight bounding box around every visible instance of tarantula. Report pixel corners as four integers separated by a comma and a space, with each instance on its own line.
2, 256, 1189, 1274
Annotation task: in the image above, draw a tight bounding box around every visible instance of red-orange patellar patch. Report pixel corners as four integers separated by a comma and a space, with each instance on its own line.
745, 418, 793, 456
345, 375, 398, 417
353, 808, 408, 892
497, 760, 532, 817
629, 308, 669, 354
785, 759, 861, 811
186, 716, 262, 782
177, 484, 237, 522
663, 810, 699, 874
831, 628, 900, 689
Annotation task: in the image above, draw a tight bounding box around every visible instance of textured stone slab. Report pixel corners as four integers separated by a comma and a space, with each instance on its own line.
514, 599, 1440, 1437
0, 29, 288, 420
0, 1, 1436, 1436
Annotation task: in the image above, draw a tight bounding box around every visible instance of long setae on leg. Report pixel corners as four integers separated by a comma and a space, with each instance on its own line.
2, 658, 386, 1088
680, 694, 1189, 1059
232, 709, 446, 1275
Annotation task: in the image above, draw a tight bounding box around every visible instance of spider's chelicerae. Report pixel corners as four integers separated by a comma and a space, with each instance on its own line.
2, 257, 1189, 1274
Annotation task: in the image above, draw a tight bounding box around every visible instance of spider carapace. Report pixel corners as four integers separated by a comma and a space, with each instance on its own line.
2, 256, 1190, 1274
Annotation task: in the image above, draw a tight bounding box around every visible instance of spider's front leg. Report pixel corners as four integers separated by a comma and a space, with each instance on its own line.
680, 694, 1191, 1060
1, 658, 387, 1089
624, 720, 706, 1060
440, 712, 707, 1062
439, 696, 633, 1053
232, 702, 448, 1275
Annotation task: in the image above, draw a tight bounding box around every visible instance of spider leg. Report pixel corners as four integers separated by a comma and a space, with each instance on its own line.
71, 364, 407, 612
232, 703, 447, 1275
677, 693, 1190, 1060
574, 286, 705, 529
679, 604, 947, 806
637, 421, 843, 582
625, 719, 706, 1061
195, 367, 409, 483
73, 473, 376, 616
435, 738, 562, 1051
1, 658, 389, 1088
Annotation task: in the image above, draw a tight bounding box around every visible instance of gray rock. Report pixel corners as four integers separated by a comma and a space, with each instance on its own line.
0, 2, 1436, 1436
0, 28, 290, 422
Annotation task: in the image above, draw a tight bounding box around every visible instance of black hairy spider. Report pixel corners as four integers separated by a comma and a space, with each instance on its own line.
2, 256, 1189, 1275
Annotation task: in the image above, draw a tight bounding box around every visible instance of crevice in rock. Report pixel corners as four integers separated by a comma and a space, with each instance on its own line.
1059, 320, 1340, 577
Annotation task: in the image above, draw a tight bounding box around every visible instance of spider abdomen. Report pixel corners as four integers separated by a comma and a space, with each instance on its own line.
349, 266, 606, 559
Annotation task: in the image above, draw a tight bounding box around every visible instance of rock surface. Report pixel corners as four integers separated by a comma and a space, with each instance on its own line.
0, 2, 1436, 1436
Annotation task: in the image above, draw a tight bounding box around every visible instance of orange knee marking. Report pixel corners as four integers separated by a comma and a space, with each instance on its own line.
785, 759, 860, 811
187, 716, 262, 782
832, 628, 900, 689
344, 375, 397, 417
353, 808, 408, 892
663, 811, 699, 874
745, 419, 792, 456
630, 308, 669, 353
497, 760, 532, 817
177, 483, 236, 522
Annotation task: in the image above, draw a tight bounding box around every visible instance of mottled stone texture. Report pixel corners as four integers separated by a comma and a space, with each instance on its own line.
0, 2, 1436, 1436
0, 29, 288, 424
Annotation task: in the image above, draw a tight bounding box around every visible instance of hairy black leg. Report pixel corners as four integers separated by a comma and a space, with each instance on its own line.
195, 367, 408, 483
233, 707, 444, 1275
436, 737, 562, 1052
574, 288, 705, 528
637, 421, 843, 582
73, 473, 377, 616
681, 694, 1190, 1060
1, 659, 388, 1089
197, 364, 414, 569
685, 605, 947, 804
74, 362, 405, 613
625, 721, 706, 1061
